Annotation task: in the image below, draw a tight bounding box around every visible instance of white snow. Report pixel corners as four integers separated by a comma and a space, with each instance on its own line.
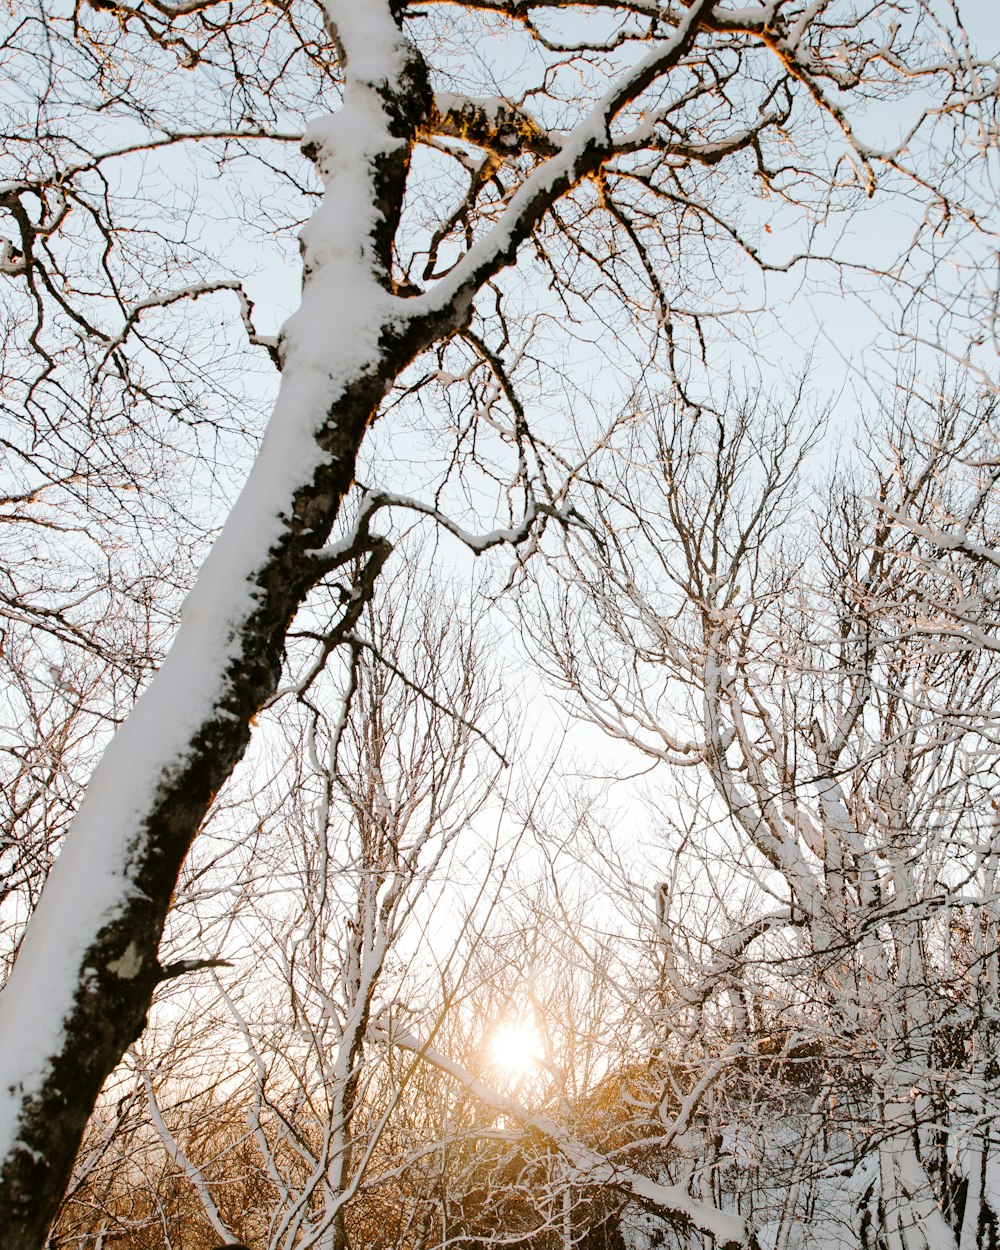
376, 1021, 749, 1247
0, 0, 412, 1163
405, 0, 712, 325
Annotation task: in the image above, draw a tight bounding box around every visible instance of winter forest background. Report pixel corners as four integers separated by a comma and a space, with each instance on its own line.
2, 2, 1000, 1248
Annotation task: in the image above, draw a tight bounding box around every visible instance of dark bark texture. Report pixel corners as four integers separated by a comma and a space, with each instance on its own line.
0, 27, 442, 1249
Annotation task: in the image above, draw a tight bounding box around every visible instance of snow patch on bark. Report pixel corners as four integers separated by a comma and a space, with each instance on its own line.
106, 944, 144, 981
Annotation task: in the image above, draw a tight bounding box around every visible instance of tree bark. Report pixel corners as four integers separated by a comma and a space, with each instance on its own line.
0, 9, 440, 1243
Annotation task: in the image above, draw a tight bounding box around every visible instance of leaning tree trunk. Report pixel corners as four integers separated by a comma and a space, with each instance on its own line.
0, 9, 437, 1244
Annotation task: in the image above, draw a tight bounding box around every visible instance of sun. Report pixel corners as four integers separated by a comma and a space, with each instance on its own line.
490, 1018, 542, 1079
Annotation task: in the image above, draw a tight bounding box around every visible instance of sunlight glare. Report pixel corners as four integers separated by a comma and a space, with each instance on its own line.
490, 1018, 541, 1078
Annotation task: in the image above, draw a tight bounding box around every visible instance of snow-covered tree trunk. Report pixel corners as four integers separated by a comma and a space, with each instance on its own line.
0, 7, 439, 1242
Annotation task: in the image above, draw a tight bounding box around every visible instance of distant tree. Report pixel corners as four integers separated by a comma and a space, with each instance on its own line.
46, 567, 511, 1250
538, 382, 1000, 1248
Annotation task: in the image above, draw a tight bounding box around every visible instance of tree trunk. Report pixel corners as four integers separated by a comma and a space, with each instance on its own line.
0, 10, 438, 1242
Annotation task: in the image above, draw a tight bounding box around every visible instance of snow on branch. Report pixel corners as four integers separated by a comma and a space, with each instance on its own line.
136, 1059, 235, 1243
316, 488, 584, 560
94, 280, 280, 377
869, 495, 1000, 572
409, 0, 718, 322
371, 1017, 755, 1250
430, 93, 561, 160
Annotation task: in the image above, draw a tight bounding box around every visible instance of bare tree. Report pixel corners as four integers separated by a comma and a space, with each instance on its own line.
46, 563, 512, 1250
1, 1, 998, 1244
537, 381, 1000, 1247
